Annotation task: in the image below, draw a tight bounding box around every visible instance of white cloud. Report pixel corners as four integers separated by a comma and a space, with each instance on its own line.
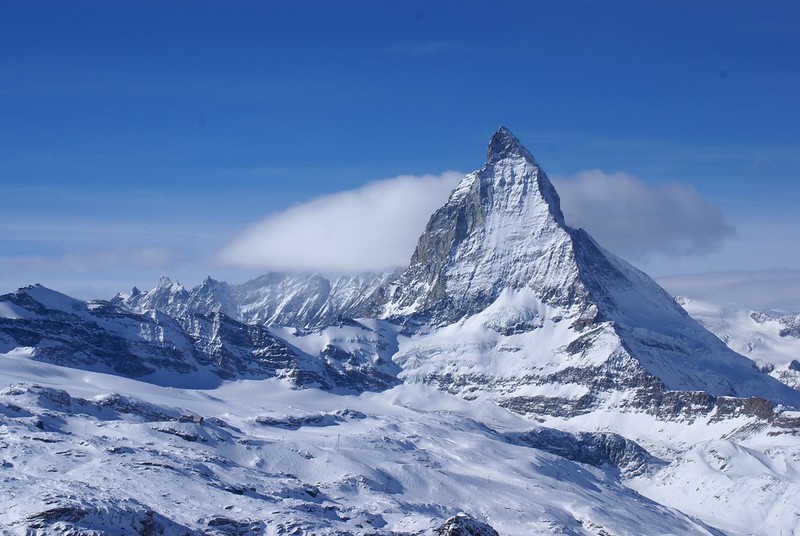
219, 169, 738, 275
218, 172, 464, 273
551, 170, 735, 260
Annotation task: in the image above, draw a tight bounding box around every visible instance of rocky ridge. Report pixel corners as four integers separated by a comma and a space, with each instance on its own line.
0, 284, 396, 392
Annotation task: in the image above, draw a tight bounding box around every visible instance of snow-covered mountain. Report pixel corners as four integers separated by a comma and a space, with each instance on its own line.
378, 127, 800, 415
1, 127, 799, 535
113, 272, 394, 329
0, 284, 397, 392
656, 270, 800, 390
1, 358, 736, 535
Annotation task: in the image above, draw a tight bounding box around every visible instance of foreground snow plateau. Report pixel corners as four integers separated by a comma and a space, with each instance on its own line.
0, 349, 757, 535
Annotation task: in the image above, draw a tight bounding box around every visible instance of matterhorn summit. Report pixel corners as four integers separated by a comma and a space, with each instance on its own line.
387, 126, 800, 411
384, 126, 582, 324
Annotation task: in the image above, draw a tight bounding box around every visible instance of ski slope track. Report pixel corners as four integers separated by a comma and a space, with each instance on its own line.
1, 127, 799, 535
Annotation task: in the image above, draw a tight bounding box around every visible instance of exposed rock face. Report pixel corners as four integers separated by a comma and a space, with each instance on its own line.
503, 427, 657, 477
22, 499, 196, 535
384, 127, 585, 326
772, 360, 800, 390
435, 513, 499, 536
0, 285, 396, 392
751, 311, 800, 339
1, 286, 197, 378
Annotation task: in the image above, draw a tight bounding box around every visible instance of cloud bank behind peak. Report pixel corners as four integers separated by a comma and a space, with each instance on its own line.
218, 172, 464, 274
551, 169, 735, 261
219, 169, 735, 276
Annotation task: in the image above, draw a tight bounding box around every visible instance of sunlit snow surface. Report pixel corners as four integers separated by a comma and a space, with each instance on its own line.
1, 347, 799, 535
0, 348, 733, 535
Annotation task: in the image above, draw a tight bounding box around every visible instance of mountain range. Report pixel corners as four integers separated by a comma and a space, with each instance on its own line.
1, 127, 798, 535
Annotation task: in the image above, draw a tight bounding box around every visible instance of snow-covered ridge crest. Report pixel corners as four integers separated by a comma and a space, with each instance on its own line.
486, 125, 565, 224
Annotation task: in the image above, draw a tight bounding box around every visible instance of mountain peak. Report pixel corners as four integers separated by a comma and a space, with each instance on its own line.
385, 128, 574, 323
487, 126, 536, 163
483, 126, 565, 227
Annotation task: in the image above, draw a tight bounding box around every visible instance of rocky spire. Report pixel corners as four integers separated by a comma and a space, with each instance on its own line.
486, 125, 537, 164
483, 126, 565, 225
384, 127, 582, 324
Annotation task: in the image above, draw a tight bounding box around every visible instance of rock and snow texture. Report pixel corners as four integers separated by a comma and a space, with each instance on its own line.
0, 284, 398, 393
384, 126, 581, 324
658, 270, 800, 388
382, 127, 800, 411
671, 296, 800, 389
1, 126, 800, 535
113, 271, 395, 329
0, 356, 734, 536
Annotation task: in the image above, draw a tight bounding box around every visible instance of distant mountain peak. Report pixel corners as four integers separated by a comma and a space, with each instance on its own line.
199, 276, 221, 287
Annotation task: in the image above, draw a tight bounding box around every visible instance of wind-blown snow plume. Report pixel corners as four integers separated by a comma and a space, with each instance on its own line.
219, 172, 462, 273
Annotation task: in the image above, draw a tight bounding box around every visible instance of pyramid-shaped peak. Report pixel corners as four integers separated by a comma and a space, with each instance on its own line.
484, 126, 565, 226
385, 127, 570, 323
487, 126, 536, 164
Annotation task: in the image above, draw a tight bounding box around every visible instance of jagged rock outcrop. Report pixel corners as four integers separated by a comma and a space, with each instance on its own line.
435, 513, 499, 536
0, 285, 396, 392
21, 498, 197, 535
114, 271, 395, 329
235, 271, 393, 327
503, 428, 658, 477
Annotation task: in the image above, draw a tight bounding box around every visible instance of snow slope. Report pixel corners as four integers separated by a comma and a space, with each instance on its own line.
657, 270, 800, 390
0, 348, 729, 536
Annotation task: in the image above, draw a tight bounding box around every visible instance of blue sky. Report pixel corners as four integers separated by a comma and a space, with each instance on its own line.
1, 1, 799, 298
